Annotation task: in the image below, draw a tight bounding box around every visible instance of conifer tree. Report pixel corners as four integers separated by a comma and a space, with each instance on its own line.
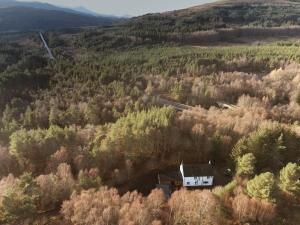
247, 172, 276, 202
236, 153, 256, 177
279, 163, 300, 197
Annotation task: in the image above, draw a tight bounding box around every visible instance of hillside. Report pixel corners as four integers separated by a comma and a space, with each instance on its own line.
125, 0, 300, 34
73, 0, 300, 50
0, 0, 103, 16
0, 7, 118, 32
0, 0, 71, 11
0, 0, 121, 32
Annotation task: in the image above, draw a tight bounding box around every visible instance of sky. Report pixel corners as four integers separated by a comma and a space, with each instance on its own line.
19, 0, 216, 16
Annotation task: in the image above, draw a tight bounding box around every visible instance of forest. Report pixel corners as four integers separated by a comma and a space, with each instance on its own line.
0, 0, 300, 225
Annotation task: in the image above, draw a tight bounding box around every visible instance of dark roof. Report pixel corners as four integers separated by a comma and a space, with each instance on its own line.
182, 164, 214, 177
159, 171, 182, 183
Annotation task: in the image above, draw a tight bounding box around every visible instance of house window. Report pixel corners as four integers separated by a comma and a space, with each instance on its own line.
186, 182, 190, 185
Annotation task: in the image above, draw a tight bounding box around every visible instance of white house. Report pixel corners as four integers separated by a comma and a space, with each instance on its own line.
179, 162, 214, 187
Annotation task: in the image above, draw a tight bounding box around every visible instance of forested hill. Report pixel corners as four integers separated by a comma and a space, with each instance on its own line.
125, 0, 300, 34
0, 6, 119, 32
76, 0, 300, 50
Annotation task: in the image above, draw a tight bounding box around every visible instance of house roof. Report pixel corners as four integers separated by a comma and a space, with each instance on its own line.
182, 164, 214, 177
159, 171, 182, 184
160, 171, 182, 181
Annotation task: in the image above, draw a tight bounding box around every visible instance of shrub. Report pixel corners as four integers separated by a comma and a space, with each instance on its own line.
232, 194, 276, 223
213, 180, 237, 199
168, 189, 221, 225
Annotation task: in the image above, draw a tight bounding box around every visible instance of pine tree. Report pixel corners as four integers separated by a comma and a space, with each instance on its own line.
22, 106, 34, 128
232, 125, 300, 172
236, 153, 256, 177
279, 163, 300, 197
247, 172, 276, 202
49, 105, 60, 126
1, 105, 13, 129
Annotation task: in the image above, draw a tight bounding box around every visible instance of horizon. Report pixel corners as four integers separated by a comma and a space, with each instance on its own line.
18, 0, 217, 16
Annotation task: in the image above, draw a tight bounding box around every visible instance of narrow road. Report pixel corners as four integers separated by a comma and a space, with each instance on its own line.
39, 32, 55, 60
155, 95, 238, 111
216, 101, 238, 109
155, 95, 194, 111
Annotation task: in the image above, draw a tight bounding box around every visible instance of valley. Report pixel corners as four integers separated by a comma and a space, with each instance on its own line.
0, 0, 300, 225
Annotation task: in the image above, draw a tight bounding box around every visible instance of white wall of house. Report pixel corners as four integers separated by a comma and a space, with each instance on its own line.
180, 163, 214, 187
182, 176, 213, 187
